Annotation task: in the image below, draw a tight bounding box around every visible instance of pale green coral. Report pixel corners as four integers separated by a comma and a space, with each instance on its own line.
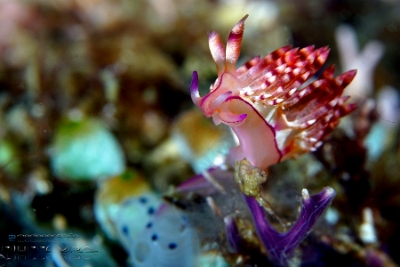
50, 118, 125, 180
0, 139, 21, 177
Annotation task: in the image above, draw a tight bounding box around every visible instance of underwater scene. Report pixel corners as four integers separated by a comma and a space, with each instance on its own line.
1, 0, 400, 266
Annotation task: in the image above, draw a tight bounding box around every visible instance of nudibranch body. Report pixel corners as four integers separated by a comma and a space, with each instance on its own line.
191, 15, 356, 170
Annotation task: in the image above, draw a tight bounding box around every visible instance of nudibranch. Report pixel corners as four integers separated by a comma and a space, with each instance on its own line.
190, 15, 357, 170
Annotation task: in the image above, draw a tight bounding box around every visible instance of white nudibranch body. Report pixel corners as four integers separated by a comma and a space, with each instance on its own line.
129, 207, 200, 267
115, 194, 200, 267
115, 193, 161, 251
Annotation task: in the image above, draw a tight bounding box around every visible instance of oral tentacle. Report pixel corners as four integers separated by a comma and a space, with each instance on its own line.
190, 71, 201, 107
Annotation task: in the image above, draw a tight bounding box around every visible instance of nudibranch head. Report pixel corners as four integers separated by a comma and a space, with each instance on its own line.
191, 15, 357, 170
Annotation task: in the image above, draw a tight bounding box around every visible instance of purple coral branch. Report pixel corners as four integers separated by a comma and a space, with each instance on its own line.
244, 187, 336, 265
224, 215, 247, 253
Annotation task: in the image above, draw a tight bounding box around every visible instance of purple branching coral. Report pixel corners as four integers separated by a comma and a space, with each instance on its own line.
189, 15, 357, 266
244, 188, 336, 265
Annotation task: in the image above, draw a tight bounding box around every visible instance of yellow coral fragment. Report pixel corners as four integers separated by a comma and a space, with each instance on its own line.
234, 158, 266, 197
